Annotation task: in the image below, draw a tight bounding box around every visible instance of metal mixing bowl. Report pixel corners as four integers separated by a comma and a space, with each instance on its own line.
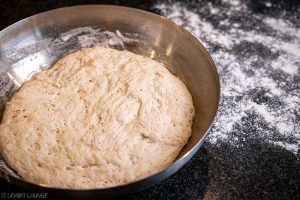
0, 5, 220, 199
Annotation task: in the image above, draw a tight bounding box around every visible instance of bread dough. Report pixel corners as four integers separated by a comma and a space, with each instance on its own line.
0, 47, 194, 189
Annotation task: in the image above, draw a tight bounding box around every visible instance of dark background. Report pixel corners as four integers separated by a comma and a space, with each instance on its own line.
0, 0, 300, 200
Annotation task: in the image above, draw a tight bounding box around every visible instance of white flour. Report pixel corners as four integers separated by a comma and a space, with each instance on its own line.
155, 0, 300, 154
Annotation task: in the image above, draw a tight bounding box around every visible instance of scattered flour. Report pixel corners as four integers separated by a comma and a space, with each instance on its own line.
265, 2, 272, 8
60, 27, 98, 42
155, 0, 300, 154
264, 17, 300, 38
54, 27, 138, 49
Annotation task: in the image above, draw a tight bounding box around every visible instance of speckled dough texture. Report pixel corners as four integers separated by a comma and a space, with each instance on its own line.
0, 47, 194, 189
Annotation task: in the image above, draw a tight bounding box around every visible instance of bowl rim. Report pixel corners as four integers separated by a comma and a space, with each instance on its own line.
0, 4, 221, 191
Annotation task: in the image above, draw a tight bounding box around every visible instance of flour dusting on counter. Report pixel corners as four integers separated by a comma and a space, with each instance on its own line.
155, 0, 299, 154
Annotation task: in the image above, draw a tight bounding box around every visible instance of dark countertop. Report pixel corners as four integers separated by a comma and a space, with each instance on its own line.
0, 0, 299, 199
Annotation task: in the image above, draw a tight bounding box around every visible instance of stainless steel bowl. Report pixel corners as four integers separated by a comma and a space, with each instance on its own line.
0, 5, 220, 199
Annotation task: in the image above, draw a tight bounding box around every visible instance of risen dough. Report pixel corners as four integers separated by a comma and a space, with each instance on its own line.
0, 47, 194, 189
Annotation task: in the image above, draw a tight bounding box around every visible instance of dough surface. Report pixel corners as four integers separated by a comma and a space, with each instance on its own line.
0, 47, 194, 189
